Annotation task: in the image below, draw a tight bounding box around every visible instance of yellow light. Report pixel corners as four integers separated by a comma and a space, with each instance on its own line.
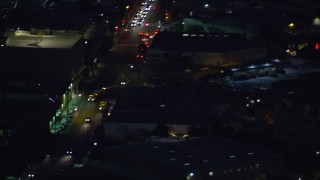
170, 133, 177, 137
126, 5, 130, 10
165, 16, 169, 20
288, 23, 295, 27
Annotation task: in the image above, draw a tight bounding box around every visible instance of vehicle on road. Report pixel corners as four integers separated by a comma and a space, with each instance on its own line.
85, 117, 91, 123
87, 93, 98, 101
99, 101, 107, 110
66, 149, 73, 155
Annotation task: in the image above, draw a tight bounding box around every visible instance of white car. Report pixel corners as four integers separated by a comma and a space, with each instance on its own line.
66, 149, 73, 155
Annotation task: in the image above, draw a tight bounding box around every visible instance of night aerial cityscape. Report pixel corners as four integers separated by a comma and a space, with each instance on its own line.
1, 0, 320, 179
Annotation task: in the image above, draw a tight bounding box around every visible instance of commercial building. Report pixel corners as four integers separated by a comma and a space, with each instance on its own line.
103, 86, 240, 140
0, 82, 57, 145
146, 32, 268, 67
182, 17, 259, 39
0, 1, 109, 139
101, 137, 282, 180
229, 58, 284, 80
272, 72, 320, 156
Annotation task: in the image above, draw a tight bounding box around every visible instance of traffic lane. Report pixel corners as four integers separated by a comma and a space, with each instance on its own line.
92, 51, 132, 89
26, 155, 73, 180
117, 30, 141, 44
69, 97, 98, 125
67, 100, 99, 139
21, 154, 73, 180
52, 100, 99, 160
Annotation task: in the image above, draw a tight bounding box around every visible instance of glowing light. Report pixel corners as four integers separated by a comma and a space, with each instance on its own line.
288, 23, 295, 27
49, 97, 55, 102
231, 67, 239, 71
247, 65, 256, 69
272, 59, 280, 63
262, 63, 271, 67
313, 17, 320, 25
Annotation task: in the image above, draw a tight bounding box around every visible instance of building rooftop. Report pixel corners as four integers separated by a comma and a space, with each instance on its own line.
271, 71, 320, 107
4, 30, 82, 48
106, 137, 279, 171
5, 0, 94, 30
149, 32, 265, 53
109, 86, 219, 124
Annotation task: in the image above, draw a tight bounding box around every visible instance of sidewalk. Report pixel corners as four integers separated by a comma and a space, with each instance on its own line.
49, 92, 84, 134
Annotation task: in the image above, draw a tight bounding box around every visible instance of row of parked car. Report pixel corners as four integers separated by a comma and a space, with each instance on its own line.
57, 113, 73, 134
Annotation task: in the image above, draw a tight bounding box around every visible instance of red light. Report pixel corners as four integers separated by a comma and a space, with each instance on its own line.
136, 54, 144, 59
115, 26, 119, 31
165, 13, 169, 16
316, 43, 319, 50
153, 29, 160, 35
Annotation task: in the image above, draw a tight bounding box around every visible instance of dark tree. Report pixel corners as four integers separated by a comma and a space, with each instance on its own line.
153, 123, 169, 137
188, 125, 209, 137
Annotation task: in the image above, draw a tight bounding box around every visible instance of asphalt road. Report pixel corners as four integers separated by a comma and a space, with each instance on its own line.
20, 1, 162, 179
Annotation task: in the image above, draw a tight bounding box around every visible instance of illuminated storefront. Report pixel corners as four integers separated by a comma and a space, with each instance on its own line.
231, 59, 284, 80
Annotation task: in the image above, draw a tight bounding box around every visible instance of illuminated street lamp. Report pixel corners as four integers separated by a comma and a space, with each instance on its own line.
288, 22, 295, 28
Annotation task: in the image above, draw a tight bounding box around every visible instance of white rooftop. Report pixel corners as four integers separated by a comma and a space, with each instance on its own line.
5, 30, 82, 48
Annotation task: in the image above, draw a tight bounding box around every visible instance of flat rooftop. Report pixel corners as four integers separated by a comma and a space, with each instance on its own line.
109, 86, 217, 124
5, 30, 82, 48
227, 65, 320, 91
106, 137, 278, 171
150, 32, 265, 53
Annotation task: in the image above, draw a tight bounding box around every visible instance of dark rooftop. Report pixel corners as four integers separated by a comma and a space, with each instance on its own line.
106, 137, 279, 171
109, 86, 217, 124
150, 32, 265, 53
